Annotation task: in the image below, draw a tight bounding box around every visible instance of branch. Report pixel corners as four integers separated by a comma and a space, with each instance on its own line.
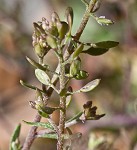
65, 114, 137, 129
22, 113, 41, 150
74, 0, 97, 40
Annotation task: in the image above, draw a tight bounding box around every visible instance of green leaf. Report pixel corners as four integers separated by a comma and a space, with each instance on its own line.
11, 142, 19, 150
70, 59, 81, 77
36, 132, 82, 140
75, 70, 89, 80
46, 35, 57, 49
38, 110, 49, 118
82, 47, 109, 56
36, 133, 58, 139
35, 69, 50, 85
96, 16, 114, 26
95, 41, 119, 49
10, 124, 21, 150
82, 41, 119, 56
79, 79, 100, 92
20, 80, 43, 92
72, 44, 84, 59
23, 120, 54, 130
66, 95, 72, 108
26, 56, 48, 70
66, 111, 83, 123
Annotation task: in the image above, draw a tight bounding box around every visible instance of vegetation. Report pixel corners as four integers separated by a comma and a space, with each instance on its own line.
9, 0, 119, 150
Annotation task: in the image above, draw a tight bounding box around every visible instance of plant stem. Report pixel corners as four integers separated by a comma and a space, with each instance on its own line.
57, 58, 66, 150
74, 0, 97, 40
22, 57, 44, 150
22, 113, 41, 150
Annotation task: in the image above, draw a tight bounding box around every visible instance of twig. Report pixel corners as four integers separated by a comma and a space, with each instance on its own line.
65, 114, 137, 130
22, 113, 41, 150
74, 0, 97, 40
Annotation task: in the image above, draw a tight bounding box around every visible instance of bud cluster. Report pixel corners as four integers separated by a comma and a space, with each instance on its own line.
32, 8, 73, 59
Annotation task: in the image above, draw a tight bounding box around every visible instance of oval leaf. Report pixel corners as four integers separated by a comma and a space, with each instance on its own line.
82, 47, 109, 56
80, 79, 100, 92
35, 69, 50, 85
95, 41, 119, 49
96, 16, 114, 26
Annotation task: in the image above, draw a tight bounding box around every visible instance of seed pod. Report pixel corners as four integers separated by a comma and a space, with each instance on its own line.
34, 43, 45, 58
42, 17, 49, 30
51, 12, 60, 24
70, 59, 81, 77
48, 25, 59, 37
57, 21, 69, 40
92, 0, 101, 13
33, 22, 45, 35
46, 35, 57, 49
65, 7, 73, 34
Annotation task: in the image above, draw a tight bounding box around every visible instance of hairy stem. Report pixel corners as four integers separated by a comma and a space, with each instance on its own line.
22, 57, 44, 150
74, 0, 97, 40
57, 59, 66, 150
22, 113, 41, 150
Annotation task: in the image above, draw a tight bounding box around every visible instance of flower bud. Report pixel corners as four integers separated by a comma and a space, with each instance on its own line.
75, 70, 89, 80
70, 59, 81, 77
92, 0, 101, 13
46, 35, 57, 49
42, 17, 49, 30
48, 25, 59, 37
51, 12, 60, 24
57, 21, 69, 40
34, 43, 46, 58
65, 7, 73, 34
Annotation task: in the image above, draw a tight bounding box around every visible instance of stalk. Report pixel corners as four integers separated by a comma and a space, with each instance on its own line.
57, 58, 66, 150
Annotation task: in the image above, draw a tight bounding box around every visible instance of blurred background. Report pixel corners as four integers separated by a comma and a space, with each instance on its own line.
0, 0, 137, 149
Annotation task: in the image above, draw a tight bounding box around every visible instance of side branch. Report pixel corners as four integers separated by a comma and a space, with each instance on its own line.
74, 0, 97, 40
22, 113, 41, 150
